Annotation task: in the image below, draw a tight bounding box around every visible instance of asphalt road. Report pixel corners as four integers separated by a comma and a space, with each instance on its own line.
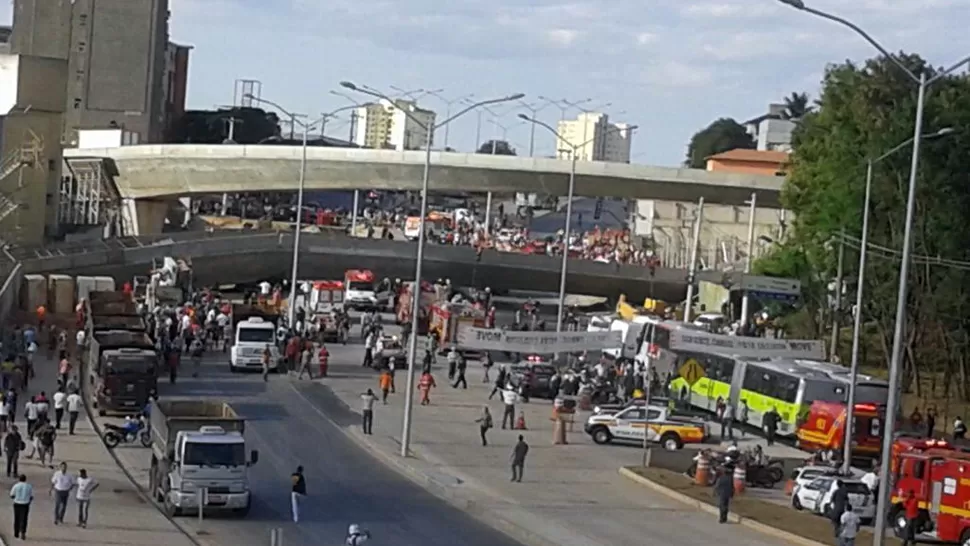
156, 338, 523, 546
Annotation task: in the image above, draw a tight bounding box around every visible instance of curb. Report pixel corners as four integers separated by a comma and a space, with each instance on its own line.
288, 380, 568, 546
79, 362, 214, 546
618, 467, 828, 546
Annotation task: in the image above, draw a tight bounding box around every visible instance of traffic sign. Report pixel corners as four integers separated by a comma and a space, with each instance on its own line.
678, 358, 706, 387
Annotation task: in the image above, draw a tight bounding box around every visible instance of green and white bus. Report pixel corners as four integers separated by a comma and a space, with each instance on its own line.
668, 354, 848, 436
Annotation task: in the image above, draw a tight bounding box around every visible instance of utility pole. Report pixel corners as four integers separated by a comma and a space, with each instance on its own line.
348, 110, 358, 144
830, 227, 846, 360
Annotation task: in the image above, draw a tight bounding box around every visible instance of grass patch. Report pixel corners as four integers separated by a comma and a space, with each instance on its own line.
627, 466, 902, 546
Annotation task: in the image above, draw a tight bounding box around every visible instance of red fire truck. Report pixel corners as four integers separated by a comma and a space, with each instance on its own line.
395, 281, 444, 335
796, 401, 887, 460
889, 446, 970, 543
429, 301, 486, 356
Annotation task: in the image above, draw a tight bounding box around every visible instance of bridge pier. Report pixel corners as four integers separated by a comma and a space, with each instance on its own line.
121, 198, 170, 235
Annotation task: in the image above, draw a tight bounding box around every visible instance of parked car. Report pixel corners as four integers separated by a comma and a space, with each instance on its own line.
792, 476, 874, 524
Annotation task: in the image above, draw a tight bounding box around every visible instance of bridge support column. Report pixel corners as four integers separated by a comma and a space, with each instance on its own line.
484, 191, 492, 233
121, 198, 170, 236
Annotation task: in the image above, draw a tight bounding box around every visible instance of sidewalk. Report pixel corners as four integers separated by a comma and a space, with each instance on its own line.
313, 360, 794, 546
0, 355, 196, 546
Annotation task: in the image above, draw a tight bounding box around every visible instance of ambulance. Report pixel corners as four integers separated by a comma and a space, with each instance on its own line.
796, 401, 887, 461
395, 281, 445, 335
344, 269, 377, 311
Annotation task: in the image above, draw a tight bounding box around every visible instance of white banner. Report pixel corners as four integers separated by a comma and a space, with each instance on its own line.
457, 328, 622, 353
670, 330, 826, 360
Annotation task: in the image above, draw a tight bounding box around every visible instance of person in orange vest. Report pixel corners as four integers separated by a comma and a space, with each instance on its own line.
318, 344, 330, 377
418, 371, 437, 405
379, 369, 393, 404
36, 306, 46, 330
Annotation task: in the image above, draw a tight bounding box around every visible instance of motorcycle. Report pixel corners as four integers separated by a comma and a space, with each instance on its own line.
103, 417, 151, 449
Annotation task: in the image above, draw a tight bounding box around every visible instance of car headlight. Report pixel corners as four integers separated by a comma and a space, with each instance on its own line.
593, 406, 602, 413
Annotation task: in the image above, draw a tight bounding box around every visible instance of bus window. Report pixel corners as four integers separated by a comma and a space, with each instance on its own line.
653, 326, 672, 349
778, 377, 799, 403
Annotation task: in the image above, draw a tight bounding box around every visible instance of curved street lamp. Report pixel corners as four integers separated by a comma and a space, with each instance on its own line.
340, 81, 524, 458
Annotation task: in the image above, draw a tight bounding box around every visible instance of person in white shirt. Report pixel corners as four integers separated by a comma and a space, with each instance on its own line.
75, 330, 86, 351
501, 385, 518, 430
259, 281, 272, 296
861, 467, 879, 495
50, 462, 75, 525
839, 504, 861, 546
75, 468, 98, 527
66, 392, 82, 435
52, 389, 67, 430
24, 400, 38, 437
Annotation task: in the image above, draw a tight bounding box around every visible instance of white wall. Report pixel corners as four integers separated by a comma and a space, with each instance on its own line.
0, 55, 20, 115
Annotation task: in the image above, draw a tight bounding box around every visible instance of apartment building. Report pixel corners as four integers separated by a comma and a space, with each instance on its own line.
555, 112, 633, 162
352, 99, 437, 151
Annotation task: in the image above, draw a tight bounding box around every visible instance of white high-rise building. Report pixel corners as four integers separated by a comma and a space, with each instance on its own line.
352, 99, 436, 151
556, 112, 633, 163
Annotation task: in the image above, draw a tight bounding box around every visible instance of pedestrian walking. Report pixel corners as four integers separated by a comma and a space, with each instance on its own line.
482, 352, 493, 383
0, 393, 8, 434
447, 348, 458, 380
829, 480, 849, 537
721, 401, 735, 440
510, 435, 529, 482
764, 406, 780, 446
738, 399, 749, 438
418, 370, 436, 405
189, 338, 203, 378
24, 397, 38, 438
53, 388, 66, 430
50, 461, 75, 525
4, 425, 23, 477
290, 466, 306, 523
261, 345, 272, 382
501, 384, 518, 429
713, 467, 734, 523
66, 391, 81, 435
9, 474, 32, 539
75, 468, 98, 528
297, 346, 314, 380
839, 504, 860, 546
488, 366, 507, 400
361, 389, 376, 435
379, 370, 392, 404
452, 353, 467, 389
36, 420, 56, 468
475, 406, 493, 446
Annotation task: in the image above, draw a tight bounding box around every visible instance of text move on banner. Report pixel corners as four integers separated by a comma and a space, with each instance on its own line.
457, 328, 622, 353
669, 330, 826, 360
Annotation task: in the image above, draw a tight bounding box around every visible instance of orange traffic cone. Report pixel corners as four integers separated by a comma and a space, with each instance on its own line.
515, 411, 527, 430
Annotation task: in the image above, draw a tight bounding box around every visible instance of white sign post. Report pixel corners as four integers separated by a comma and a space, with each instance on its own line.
457, 328, 622, 354
669, 330, 825, 360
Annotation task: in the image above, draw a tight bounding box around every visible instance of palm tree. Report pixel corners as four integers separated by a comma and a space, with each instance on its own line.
782, 92, 811, 120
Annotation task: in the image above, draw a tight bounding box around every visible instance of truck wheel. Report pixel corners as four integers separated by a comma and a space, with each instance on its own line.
591, 427, 612, 445
660, 432, 683, 451
229, 363, 238, 373
163, 495, 181, 517
890, 506, 908, 538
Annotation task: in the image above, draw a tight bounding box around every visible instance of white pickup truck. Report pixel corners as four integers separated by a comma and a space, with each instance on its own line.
584, 404, 709, 450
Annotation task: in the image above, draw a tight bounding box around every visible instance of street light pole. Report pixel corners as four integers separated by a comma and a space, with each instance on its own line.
843, 129, 957, 473
777, 3, 970, 542
341, 82, 524, 458
426, 91, 474, 149
518, 114, 638, 335
830, 227, 846, 359
682, 197, 705, 323
739, 192, 757, 331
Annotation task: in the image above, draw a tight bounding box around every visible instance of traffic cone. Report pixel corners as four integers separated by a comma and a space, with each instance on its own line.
515, 411, 527, 430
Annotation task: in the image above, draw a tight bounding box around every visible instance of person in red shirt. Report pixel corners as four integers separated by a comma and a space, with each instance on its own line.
903, 490, 920, 546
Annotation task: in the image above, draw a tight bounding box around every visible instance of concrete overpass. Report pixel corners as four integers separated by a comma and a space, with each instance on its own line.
63, 145, 784, 205
6, 230, 731, 302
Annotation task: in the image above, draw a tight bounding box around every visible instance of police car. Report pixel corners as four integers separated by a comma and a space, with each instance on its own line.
584, 404, 709, 450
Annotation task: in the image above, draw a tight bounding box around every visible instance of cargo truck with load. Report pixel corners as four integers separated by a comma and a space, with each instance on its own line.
229, 304, 281, 373
86, 290, 138, 316
86, 330, 158, 415
149, 400, 258, 517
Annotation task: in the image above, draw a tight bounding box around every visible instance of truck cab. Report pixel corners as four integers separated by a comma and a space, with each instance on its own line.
344, 269, 377, 311
889, 449, 970, 543
150, 401, 258, 517
584, 404, 709, 450
230, 316, 278, 372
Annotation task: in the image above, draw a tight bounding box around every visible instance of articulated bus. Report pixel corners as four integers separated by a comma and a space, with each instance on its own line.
792, 359, 890, 406
667, 354, 848, 436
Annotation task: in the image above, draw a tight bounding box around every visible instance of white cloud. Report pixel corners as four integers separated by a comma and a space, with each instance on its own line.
544, 29, 581, 48
636, 32, 658, 46
645, 61, 713, 89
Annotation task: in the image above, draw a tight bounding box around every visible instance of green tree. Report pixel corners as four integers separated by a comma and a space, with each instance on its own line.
757, 52, 970, 398
477, 140, 517, 155
684, 118, 755, 168
781, 92, 811, 120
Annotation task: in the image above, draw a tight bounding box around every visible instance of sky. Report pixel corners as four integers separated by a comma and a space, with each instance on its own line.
2, 0, 969, 166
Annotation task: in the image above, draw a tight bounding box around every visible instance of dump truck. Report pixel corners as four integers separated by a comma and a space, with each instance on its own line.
86, 290, 138, 316
87, 330, 158, 415
149, 400, 258, 517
